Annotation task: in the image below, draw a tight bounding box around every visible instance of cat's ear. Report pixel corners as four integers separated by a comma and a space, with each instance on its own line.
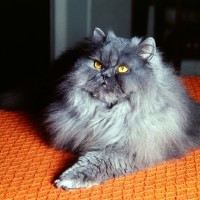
93, 28, 106, 41
106, 30, 116, 40
138, 37, 156, 61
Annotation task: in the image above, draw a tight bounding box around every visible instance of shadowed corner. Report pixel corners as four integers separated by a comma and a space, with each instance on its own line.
21, 111, 79, 185
21, 111, 52, 147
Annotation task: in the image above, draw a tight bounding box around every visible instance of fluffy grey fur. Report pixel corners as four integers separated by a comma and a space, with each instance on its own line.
44, 28, 200, 189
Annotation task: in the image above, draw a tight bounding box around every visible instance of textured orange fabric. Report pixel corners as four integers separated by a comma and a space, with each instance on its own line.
0, 76, 200, 200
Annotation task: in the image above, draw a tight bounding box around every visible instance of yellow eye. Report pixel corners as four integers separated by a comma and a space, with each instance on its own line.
94, 61, 102, 69
118, 65, 129, 73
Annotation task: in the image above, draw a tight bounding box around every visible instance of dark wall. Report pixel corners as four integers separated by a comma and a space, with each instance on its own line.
0, 1, 50, 90
132, 0, 200, 73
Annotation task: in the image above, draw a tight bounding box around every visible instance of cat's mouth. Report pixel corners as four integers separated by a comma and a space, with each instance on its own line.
84, 78, 128, 106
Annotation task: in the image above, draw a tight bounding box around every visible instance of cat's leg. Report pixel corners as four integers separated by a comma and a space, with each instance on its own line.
55, 150, 137, 190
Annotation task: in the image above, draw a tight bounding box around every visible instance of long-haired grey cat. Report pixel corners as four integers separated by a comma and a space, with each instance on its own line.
44, 28, 200, 189
1, 28, 200, 189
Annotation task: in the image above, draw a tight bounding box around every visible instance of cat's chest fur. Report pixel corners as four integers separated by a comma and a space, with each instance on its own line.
59, 89, 133, 150
47, 87, 184, 167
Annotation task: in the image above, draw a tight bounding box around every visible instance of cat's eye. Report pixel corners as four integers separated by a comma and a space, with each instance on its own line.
118, 65, 129, 73
94, 61, 102, 69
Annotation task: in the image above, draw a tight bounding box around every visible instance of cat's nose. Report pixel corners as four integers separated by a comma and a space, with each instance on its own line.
102, 82, 107, 88
101, 71, 112, 79
102, 74, 111, 79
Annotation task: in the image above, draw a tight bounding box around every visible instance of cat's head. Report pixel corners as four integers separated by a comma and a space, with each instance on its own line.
64, 28, 162, 107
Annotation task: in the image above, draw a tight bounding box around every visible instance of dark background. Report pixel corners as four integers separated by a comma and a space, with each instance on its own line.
0, 1, 50, 91
0, 0, 200, 92
132, 0, 200, 73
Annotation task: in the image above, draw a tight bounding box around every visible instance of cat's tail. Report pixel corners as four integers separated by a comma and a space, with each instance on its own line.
0, 87, 29, 110
0, 82, 51, 111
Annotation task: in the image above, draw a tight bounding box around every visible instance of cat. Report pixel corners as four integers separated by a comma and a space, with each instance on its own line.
1, 28, 200, 190
43, 28, 200, 189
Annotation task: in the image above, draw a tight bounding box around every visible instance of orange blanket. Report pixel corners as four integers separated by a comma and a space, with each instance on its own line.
0, 76, 200, 200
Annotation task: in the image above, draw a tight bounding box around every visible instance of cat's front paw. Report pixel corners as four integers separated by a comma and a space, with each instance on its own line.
54, 170, 100, 190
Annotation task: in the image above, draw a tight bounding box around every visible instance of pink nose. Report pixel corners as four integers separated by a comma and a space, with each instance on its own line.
102, 82, 107, 88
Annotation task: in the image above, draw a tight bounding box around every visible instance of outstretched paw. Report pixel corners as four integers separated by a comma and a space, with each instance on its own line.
54, 170, 100, 190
